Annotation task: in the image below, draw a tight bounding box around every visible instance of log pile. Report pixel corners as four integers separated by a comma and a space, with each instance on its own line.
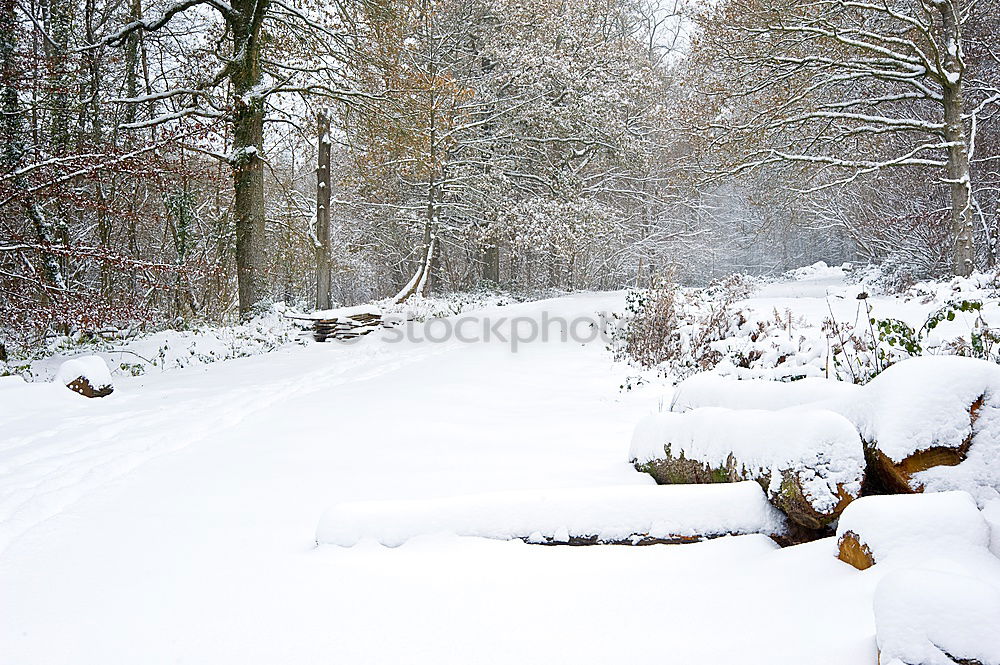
312, 310, 386, 342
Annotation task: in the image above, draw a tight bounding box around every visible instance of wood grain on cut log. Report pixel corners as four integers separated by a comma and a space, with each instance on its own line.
837, 530, 875, 570
866, 396, 983, 494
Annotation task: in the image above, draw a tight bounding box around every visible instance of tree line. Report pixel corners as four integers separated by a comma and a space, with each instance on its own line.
1, 0, 998, 348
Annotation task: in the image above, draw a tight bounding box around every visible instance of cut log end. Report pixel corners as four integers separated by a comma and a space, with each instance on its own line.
769, 471, 855, 531
837, 530, 875, 570
66, 376, 113, 398
864, 394, 983, 494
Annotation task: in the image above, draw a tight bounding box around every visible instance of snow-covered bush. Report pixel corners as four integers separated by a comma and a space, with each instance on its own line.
613, 266, 1000, 385
609, 273, 756, 377
381, 289, 530, 321
5, 305, 307, 382
825, 298, 1000, 384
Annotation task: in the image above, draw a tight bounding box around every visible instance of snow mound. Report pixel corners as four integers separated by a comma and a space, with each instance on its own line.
785, 261, 847, 281
670, 374, 860, 412
875, 568, 1000, 665
984, 499, 1000, 557
629, 408, 864, 523
836, 492, 990, 566
315, 482, 787, 547
837, 355, 1000, 464
308, 304, 381, 320
0, 375, 27, 390
53, 355, 113, 396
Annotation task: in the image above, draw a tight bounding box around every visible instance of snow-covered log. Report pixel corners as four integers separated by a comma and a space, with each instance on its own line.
835, 491, 990, 570
629, 408, 865, 530
874, 568, 1000, 665
671, 358, 1000, 504
54, 356, 114, 398
834, 356, 1000, 501
315, 482, 787, 547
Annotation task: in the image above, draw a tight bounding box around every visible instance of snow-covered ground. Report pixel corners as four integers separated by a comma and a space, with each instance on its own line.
0, 274, 996, 664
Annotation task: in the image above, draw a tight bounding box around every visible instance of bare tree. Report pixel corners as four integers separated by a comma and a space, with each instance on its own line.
102, 0, 351, 316
688, 0, 998, 276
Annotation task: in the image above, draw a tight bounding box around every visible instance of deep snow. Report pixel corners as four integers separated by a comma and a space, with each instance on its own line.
0, 276, 995, 665
316, 481, 786, 547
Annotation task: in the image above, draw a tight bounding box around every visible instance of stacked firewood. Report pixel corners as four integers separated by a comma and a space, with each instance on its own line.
311, 310, 385, 342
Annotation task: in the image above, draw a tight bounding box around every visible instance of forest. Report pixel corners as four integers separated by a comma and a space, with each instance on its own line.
2, 0, 999, 346
5, 2, 1000, 662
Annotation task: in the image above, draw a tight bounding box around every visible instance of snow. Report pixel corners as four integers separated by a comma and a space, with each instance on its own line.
874, 568, 1000, 665
833, 356, 1000, 464
3, 275, 1000, 665
0, 290, 882, 665
316, 482, 787, 547
671, 374, 860, 412
15, 305, 304, 382
0, 375, 27, 390
53, 354, 113, 390
753, 261, 851, 299
915, 397, 1000, 505
836, 491, 991, 563
629, 407, 864, 513
308, 303, 382, 320
984, 499, 1000, 557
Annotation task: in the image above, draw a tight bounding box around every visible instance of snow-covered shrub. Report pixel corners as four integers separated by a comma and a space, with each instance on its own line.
382, 289, 527, 321
612, 278, 686, 370
826, 298, 1000, 384
8, 304, 307, 382
613, 265, 1000, 386
609, 273, 754, 376
629, 407, 865, 529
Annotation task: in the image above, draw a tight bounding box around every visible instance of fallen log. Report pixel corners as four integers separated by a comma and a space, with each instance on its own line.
630, 408, 865, 530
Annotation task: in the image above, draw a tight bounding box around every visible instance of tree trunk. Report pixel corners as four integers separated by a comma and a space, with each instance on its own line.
315, 111, 332, 310
1, 0, 65, 291
940, 0, 975, 277
483, 243, 499, 285
230, 0, 269, 318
